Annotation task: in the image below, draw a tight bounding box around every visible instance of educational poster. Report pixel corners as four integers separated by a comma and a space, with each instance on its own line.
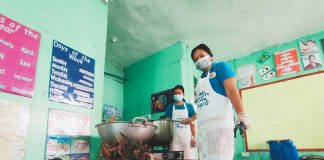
151, 89, 174, 114
256, 52, 271, 64
45, 136, 90, 158
46, 153, 89, 160
302, 54, 322, 70
237, 63, 256, 79
299, 40, 320, 56
274, 48, 300, 76
237, 63, 256, 88
45, 109, 90, 160
45, 155, 69, 160
47, 109, 90, 136
70, 136, 90, 154
238, 76, 255, 88
0, 100, 31, 160
102, 104, 122, 122
115, 107, 122, 121
258, 66, 276, 81
299, 40, 322, 70
46, 136, 72, 155
0, 14, 41, 97
321, 39, 324, 54
69, 154, 90, 160
48, 40, 95, 109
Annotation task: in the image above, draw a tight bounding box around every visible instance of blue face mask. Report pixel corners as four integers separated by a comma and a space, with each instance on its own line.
173, 94, 184, 102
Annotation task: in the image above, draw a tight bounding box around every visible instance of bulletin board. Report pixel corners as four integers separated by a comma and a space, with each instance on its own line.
241, 70, 324, 151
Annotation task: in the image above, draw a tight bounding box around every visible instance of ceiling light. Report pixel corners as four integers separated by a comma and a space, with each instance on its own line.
111, 37, 118, 43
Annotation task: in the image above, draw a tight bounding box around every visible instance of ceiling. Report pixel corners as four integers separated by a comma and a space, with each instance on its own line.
106, 0, 324, 68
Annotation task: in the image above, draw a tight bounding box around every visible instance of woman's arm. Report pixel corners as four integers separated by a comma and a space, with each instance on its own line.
224, 77, 251, 129
190, 123, 196, 137
181, 114, 196, 125
190, 123, 197, 147
223, 77, 244, 113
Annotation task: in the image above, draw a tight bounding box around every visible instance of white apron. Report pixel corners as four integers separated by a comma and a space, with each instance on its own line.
171, 103, 195, 159
195, 72, 235, 160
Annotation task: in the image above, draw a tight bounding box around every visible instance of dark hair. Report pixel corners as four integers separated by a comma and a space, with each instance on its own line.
306, 40, 315, 44
172, 85, 186, 102
308, 54, 315, 60
191, 43, 213, 60
173, 85, 184, 94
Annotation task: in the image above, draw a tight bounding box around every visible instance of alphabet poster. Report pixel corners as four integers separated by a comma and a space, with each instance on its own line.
0, 14, 41, 97
48, 40, 95, 109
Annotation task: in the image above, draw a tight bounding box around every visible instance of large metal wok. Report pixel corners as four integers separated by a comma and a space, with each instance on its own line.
148, 118, 175, 146
96, 117, 157, 145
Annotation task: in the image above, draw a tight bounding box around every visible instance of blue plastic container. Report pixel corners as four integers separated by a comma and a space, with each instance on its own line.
267, 139, 298, 160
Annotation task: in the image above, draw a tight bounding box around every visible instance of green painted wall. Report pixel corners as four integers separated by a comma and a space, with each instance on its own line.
0, 1, 108, 160
103, 61, 124, 118
181, 45, 198, 104
232, 31, 324, 160
123, 42, 184, 121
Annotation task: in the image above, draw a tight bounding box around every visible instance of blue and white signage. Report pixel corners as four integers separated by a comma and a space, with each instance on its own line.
48, 40, 95, 109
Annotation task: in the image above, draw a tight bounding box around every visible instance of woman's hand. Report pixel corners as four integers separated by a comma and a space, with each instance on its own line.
237, 112, 252, 129
180, 118, 192, 125
191, 136, 197, 148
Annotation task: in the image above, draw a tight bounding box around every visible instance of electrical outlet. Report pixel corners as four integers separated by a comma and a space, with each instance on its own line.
241, 152, 250, 157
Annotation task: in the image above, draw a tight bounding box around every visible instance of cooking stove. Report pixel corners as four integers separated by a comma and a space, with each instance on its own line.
150, 146, 184, 160
100, 141, 184, 160
151, 150, 184, 160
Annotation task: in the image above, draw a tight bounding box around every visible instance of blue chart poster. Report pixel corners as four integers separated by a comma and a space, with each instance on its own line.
48, 40, 95, 109
102, 104, 123, 122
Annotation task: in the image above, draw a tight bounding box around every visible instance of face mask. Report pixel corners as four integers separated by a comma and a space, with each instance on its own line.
173, 94, 184, 102
195, 56, 212, 71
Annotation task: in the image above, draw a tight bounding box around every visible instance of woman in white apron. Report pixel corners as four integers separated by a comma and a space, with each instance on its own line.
165, 85, 197, 159
190, 44, 251, 160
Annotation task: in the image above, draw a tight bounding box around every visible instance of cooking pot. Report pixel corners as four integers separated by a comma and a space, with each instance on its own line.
148, 119, 175, 146
96, 117, 157, 145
